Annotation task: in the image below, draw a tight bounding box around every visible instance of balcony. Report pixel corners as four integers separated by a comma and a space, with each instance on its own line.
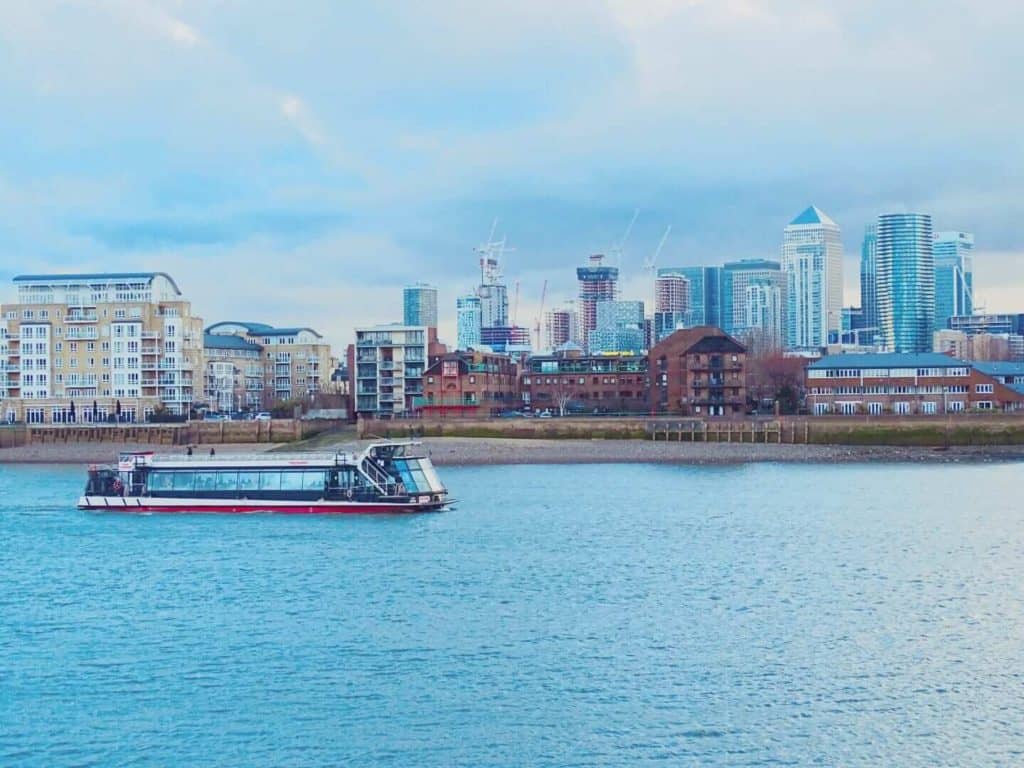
65, 312, 98, 323
379, 377, 395, 386
379, 361, 396, 371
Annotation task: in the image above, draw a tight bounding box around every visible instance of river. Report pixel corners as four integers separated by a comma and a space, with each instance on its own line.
1, 461, 1022, 766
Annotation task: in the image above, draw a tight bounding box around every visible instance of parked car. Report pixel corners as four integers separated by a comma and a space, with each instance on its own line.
254, 412, 272, 421
538, 409, 553, 419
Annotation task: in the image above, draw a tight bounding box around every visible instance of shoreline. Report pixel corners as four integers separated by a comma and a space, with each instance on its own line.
2, 438, 1023, 467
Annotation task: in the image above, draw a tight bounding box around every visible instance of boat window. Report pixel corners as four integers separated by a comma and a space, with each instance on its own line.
280, 471, 304, 491
148, 471, 174, 491
216, 472, 238, 491
302, 471, 325, 491
237, 472, 259, 492
172, 472, 195, 491
259, 471, 281, 491
194, 472, 217, 491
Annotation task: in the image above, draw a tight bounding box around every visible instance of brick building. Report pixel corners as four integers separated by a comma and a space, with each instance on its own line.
417, 350, 519, 417
521, 348, 649, 415
805, 353, 1024, 414
649, 327, 747, 416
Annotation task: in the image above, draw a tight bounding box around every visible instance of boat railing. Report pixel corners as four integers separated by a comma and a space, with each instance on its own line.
149, 451, 356, 465
359, 457, 399, 496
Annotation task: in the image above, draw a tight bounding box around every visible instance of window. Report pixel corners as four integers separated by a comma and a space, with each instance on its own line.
259, 472, 282, 491
194, 472, 217, 491
302, 471, 326, 491
216, 472, 238, 491
172, 472, 196, 491
280, 472, 304, 491
949, 401, 965, 412
868, 402, 882, 415
976, 384, 993, 394
921, 402, 937, 415
148, 472, 174, 491
237, 472, 259, 492
976, 401, 993, 410
894, 402, 911, 415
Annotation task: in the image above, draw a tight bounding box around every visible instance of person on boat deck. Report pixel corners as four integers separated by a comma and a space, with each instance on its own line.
209, 447, 216, 456
186, 446, 193, 456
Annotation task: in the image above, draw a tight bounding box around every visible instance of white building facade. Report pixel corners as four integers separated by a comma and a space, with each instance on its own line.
781, 206, 843, 351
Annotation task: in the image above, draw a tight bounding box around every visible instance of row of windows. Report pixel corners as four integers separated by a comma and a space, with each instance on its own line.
809, 385, 973, 395
809, 367, 971, 379
148, 470, 344, 493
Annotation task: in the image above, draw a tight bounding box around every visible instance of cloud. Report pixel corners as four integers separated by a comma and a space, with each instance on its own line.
0, 0, 1021, 349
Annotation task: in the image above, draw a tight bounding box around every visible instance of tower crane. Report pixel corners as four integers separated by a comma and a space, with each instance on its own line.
643, 225, 671, 276
534, 279, 548, 351
609, 209, 640, 267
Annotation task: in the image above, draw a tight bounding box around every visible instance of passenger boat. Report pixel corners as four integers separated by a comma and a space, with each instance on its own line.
79, 441, 451, 514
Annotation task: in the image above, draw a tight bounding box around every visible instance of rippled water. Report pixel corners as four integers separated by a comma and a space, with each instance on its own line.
2, 460, 1023, 766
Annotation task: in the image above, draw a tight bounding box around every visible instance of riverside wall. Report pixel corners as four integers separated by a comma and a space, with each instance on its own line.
360, 414, 1024, 447
9, 418, 348, 447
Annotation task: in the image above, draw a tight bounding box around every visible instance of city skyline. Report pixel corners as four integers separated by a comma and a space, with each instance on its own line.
1, 2, 1022, 350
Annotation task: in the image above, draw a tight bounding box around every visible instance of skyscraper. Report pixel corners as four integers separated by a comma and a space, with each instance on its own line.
877, 213, 934, 353
721, 259, 786, 340
653, 273, 689, 343
544, 306, 579, 351
933, 231, 974, 331
403, 283, 438, 327
590, 300, 645, 354
477, 256, 508, 328
781, 206, 843, 351
658, 266, 722, 328
456, 294, 482, 350
860, 224, 878, 337
577, 254, 618, 351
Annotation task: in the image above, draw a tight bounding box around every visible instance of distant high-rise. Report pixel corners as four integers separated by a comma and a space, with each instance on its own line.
877, 213, 934, 353
477, 257, 508, 328
933, 231, 975, 331
653, 273, 689, 343
860, 224, 879, 337
721, 259, 786, 341
743, 283, 785, 351
781, 205, 843, 350
456, 294, 482, 350
544, 306, 579, 351
658, 266, 722, 327
403, 283, 438, 327
590, 300, 645, 354
577, 254, 619, 351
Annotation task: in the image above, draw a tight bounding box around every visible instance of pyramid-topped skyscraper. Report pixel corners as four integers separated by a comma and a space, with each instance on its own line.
781, 205, 843, 350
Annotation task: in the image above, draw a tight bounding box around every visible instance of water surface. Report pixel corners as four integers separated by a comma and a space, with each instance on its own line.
1, 461, 1023, 766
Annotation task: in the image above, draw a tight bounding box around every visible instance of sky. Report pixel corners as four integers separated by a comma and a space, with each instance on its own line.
1, 0, 1022, 349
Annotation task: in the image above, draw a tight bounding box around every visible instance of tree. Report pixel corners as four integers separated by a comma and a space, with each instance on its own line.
746, 352, 806, 414
551, 375, 580, 417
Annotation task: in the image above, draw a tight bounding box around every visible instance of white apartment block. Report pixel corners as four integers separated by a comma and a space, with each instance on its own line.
354, 325, 428, 417
0, 272, 203, 424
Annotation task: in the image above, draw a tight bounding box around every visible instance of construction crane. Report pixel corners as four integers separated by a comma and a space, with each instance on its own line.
608, 208, 640, 267
534, 279, 548, 351
643, 225, 671, 276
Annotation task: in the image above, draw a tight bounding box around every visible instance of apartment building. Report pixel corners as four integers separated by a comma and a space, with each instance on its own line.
805, 353, 1024, 414
522, 349, 649, 415
416, 350, 519, 417
353, 324, 429, 418
0, 272, 203, 424
649, 327, 747, 416
205, 322, 332, 408
203, 333, 265, 411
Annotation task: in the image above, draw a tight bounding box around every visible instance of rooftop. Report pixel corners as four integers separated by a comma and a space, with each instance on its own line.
808, 353, 967, 370
203, 333, 261, 351
788, 205, 837, 228
972, 361, 1024, 376
13, 272, 182, 295
206, 321, 322, 339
